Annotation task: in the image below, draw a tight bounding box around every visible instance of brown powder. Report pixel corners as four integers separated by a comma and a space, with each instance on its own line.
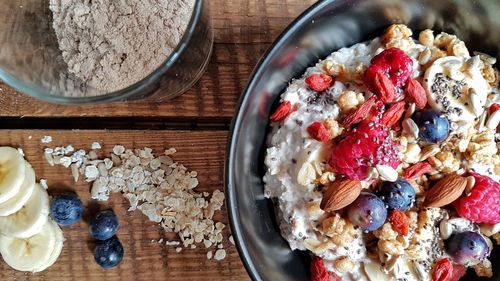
49, 0, 195, 93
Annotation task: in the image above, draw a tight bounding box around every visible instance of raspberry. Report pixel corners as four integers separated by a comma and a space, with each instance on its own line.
365, 48, 413, 101
453, 173, 500, 224
328, 121, 400, 180
310, 256, 340, 281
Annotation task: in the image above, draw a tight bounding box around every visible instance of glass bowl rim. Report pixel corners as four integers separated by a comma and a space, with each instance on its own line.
0, 0, 205, 104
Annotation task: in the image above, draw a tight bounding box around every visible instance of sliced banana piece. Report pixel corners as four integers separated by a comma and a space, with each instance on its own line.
33, 220, 64, 272
0, 219, 56, 272
0, 184, 49, 238
424, 56, 490, 125
0, 147, 26, 204
0, 162, 36, 216
363, 260, 391, 281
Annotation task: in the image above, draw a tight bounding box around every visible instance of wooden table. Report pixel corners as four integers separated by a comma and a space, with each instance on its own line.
0, 1, 317, 280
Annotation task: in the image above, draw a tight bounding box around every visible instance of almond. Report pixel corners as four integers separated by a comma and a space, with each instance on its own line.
320, 179, 361, 212
424, 174, 467, 207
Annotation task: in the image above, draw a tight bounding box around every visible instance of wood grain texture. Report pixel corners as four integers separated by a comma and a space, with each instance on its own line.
0, 130, 250, 281
0, 0, 317, 119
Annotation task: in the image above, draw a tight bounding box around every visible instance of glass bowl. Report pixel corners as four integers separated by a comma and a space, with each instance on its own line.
226, 0, 499, 280
0, 0, 213, 104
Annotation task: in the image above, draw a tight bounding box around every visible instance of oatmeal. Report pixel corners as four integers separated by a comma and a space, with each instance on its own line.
264, 24, 499, 280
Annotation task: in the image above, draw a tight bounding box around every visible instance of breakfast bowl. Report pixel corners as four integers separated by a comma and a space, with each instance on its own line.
0, 0, 212, 103
226, 0, 500, 280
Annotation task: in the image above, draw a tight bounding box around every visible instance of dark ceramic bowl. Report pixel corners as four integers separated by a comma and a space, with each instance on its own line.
226, 0, 500, 280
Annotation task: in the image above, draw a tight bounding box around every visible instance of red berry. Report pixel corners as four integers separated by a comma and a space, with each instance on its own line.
381, 101, 406, 127
489, 103, 500, 114
307, 122, 331, 142
367, 48, 414, 88
372, 71, 397, 103
403, 162, 432, 180
310, 256, 340, 281
388, 210, 409, 236
270, 101, 292, 122
328, 121, 400, 180
405, 78, 428, 109
449, 264, 466, 281
453, 173, 500, 224
305, 74, 333, 92
342, 96, 378, 128
432, 258, 453, 281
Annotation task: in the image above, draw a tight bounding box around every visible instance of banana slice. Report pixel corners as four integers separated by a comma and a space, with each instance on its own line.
0, 219, 57, 272
33, 220, 64, 272
0, 184, 49, 238
0, 147, 26, 204
363, 260, 391, 281
0, 162, 36, 216
423, 56, 490, 125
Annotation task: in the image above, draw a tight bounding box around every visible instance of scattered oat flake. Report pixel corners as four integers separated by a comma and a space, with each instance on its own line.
207, 251, 213, 260
158, 238, 164, 244
91, 142, 102, 150
40, 179, 48, 189
43, 143, 230, 256
214, 249, 226, 261
41, 136, 53, 144
175, 247, 182, 253
229, 235, 235, 245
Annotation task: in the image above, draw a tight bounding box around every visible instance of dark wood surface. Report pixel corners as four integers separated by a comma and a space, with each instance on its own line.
0, 0, 317, 119
0, 0, 317, 280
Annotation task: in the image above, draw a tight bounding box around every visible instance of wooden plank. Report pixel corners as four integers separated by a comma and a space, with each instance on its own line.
0, 130, 250, 281
0, 0, 316, 119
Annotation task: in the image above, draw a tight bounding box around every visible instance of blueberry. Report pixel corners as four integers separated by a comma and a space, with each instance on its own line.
94, 236, 124, 269
50, 192, 84, 226
378, 178, 416, 211
347, 192, 387, 231
90, 210, 119, 240
445, 231, 490, 266
412, 109, 449, 143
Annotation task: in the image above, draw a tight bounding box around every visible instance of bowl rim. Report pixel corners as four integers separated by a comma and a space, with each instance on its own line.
226, 1, 334, 280
0, 0, 205, 104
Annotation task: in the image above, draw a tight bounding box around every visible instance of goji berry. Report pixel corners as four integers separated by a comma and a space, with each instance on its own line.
270, 101, 292, 122
381, 101, 406, 127
449, 264, 466, 281
489, 103, 500, 114
307, 122, 331, 142
388, 210, 409, 236
305, 74, 333, 92
432, 258, 453, 281
405, 78, 428, 109
373, 71, 397, 104
310, 256, 341, 281
341, 96, 377, 127
403, 162, 432, 180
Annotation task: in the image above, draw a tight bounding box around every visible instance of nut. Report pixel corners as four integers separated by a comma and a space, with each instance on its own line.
297, 162, 316, 186
424, 174, 467, 207
376, 165, 398, 182
464, 175, 476, 196
320, 179, 361, 212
